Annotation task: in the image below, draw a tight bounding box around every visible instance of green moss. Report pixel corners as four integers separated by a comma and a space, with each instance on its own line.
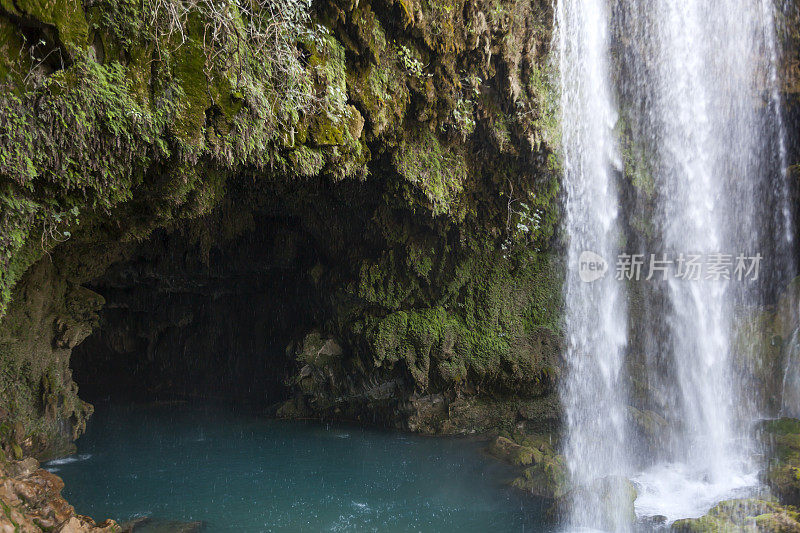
10, 0, 90, 53
355, 240, 561, 393
350, 4, 388, 62
289, 146, 325, 177
672, 499, 800, 532
0, 18, 27, 81
761, 417, 800, 506
0, 58, 184, 315
488, 436, 537, 465
764, 418, 800, 436
392, 131, 468, 217
349, 58, 409, 138
511, 454, 569, 498
527, 60, 560, 157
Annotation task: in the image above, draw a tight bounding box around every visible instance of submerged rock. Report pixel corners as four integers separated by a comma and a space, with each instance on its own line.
671, 498, 800, 532
120, 518, 205, 533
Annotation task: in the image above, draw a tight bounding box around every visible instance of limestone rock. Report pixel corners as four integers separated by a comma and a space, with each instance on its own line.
0, 457, 117, 532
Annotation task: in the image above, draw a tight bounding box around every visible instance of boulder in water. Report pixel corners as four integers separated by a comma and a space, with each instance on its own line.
511, 454, 569, 499
485, 431, 567, 500
488, 436, 540, 466
671, 498, 800, 532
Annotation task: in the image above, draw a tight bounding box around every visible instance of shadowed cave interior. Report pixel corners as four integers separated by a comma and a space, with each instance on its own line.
70, 175, 378, 409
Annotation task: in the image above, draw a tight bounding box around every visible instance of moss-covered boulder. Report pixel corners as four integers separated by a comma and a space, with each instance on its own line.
485, 430, 568, 500
489, 435, 540, 466
671, 499, 800, 532
511, 454, 569, 500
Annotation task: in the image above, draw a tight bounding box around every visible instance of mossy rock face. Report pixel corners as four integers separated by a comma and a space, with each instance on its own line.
760, 418, 800, 506
392, 131, 469, 217
730, 277, 800, 417
763, 418, 800, 437
0, 0, 562, 453
671, 499, 800, 533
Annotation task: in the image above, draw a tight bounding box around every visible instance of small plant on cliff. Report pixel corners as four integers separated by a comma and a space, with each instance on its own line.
396, 44, 426, 78
452, 98, 476, 139
450, 75, 481, 139
501, 180, 545, 255
40, 206, 80, 252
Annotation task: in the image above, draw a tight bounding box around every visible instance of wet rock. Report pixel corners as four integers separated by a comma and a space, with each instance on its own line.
628, 406, 668, 453
555, 475, 637, 531
671, 498, 800, 532
511, 454, 569, 499
0, 457, 117, 532
641, 514, 668, 526
759, 418, 800, 506
484, 430, 567, 500
732, 277, 800, 416
488, 436, 540, 466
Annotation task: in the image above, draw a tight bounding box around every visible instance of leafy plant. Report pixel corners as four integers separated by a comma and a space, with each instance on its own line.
396, 44, 426, 78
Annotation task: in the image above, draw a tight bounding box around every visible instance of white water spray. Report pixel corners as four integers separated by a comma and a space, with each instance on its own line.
556, 0, 630, 529
558, 0, 793, 528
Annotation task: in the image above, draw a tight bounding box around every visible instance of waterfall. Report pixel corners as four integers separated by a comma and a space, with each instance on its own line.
556, 0, 631, 529
557, 0, 793, 528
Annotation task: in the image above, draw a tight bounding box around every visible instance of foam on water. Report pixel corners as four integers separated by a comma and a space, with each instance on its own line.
633, 462, 759, 523
45, 454, 92, 467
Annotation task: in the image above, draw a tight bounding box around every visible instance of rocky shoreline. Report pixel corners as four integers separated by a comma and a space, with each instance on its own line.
1, 412, 799, 531
485, 416, 800, 531
0, 453, 210, 532
0, 455, 117, 532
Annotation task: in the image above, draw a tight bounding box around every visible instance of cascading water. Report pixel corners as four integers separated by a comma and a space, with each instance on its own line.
558, 0, 794, 529
556, 1, 630, 529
